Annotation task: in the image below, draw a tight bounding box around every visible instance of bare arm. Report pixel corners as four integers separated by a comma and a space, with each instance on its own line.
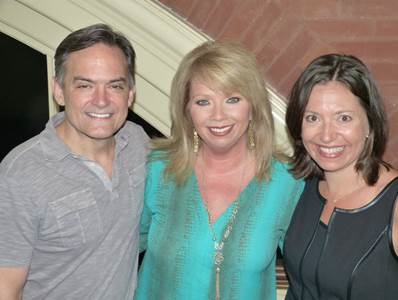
0, 267, 28, 300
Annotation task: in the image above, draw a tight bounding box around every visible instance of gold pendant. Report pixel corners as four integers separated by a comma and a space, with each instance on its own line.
214, 251, 224, 266
215, 266, 221, 300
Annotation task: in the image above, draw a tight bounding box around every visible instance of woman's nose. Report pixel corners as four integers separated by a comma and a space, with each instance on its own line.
319, 121, 337, 143
211, 102, 226, 120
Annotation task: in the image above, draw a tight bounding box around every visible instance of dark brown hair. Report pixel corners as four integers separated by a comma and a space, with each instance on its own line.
285, 53, 390, 185
54, 23, 136, 87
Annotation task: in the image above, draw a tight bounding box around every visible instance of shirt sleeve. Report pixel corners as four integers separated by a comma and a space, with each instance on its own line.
139, 158, 164, 253
276, 167, 305, 254
0, 174, 37, 267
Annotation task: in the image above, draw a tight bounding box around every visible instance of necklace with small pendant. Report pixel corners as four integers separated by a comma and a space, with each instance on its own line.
199, 156, 247, 300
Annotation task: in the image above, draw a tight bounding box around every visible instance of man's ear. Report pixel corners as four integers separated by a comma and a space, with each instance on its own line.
128, 86, 135, 107
52, 78, 65, 106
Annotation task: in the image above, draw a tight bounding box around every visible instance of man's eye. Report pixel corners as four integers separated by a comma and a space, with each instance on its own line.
195, 99, 209, 106
111, 84, 124, 90
77, 84, 90, 89
226, 97, 240, 104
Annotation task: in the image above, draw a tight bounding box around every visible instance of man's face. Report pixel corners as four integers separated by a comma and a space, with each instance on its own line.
53, 43, 134, 146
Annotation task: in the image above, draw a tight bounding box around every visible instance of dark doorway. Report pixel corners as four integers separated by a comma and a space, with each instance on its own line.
0, 32, 49, 160
0, 32, 164, 161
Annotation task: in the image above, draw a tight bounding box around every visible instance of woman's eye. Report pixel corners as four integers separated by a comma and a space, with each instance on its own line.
226, 96, 240, 104
195, 99, 209, 106
339, 114, 352, 122
304, 114, 318, 122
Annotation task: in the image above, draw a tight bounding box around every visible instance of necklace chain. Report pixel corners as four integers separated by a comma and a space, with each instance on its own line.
327, 181, 367, 204
200, 157, 247, 300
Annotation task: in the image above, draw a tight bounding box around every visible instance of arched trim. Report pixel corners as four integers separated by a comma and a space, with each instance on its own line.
0, 0, 290, 148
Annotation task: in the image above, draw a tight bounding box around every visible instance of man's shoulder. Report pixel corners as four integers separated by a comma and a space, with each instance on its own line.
122, 121, 149, 140
0, 134, 43, 176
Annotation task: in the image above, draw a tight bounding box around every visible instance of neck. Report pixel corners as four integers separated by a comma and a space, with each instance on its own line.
323, 169, 366, 198
199, 146, 250, 174
56, 124, 116, 178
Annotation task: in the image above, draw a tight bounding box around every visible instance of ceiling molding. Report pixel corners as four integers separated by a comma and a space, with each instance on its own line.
0, 0, 289, 147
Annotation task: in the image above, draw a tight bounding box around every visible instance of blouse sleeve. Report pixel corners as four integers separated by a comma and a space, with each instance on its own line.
276, 165, 305, 254
139, 157, 165, 252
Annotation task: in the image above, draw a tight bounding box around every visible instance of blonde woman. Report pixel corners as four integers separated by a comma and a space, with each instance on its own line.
135, 41, 304, 300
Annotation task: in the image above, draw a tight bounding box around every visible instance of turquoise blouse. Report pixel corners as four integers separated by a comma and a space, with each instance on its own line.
135, 156, 303, 300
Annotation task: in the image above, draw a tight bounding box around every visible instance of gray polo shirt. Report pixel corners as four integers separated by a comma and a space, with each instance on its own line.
0, 112, 149, 299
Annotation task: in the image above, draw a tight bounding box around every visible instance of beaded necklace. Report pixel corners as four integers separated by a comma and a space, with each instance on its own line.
200, 159, 247, 300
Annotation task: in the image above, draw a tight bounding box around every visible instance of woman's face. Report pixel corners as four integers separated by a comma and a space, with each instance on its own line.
188, 79, 252, 155
301, 81, 370, 176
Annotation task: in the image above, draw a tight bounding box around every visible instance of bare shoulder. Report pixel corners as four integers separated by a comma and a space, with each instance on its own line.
377, 167, 398, 189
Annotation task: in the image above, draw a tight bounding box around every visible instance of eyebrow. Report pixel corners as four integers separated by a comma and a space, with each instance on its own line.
73, 76, 127, 83
304, 109, 355, 115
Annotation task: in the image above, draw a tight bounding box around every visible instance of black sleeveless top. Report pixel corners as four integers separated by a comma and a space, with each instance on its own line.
284, 177, 398, 300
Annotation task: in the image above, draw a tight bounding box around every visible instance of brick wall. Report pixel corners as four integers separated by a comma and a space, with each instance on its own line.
157, 0, 398, 167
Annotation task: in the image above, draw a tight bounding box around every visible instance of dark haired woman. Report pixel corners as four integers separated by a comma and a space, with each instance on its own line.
283, 53, 398, 300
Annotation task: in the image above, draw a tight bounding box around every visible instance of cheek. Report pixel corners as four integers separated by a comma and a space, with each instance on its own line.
300, 124, 314, 144
188, 106, 205, 128
229, 107, 251, 125
300, 126, 319, 154
341, 124, 366, 143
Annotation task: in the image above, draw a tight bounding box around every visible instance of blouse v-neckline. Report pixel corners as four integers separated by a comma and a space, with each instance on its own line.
192, 171, 255, 230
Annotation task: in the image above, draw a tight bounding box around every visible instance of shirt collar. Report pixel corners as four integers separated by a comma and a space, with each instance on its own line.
40, 111, 130, 161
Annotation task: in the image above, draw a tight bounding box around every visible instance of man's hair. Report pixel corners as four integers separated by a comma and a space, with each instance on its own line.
54, 23, 136, 87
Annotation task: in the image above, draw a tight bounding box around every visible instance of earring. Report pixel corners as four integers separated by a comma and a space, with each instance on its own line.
193, 129, 199, 153
248, 121, 255, 150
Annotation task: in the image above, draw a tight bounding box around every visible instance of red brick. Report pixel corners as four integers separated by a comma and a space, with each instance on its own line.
255, 17, 304, 73
277, 42, 332, 96
266, 17, 303, 54
188, 0, 222, 29
256, 42, 281, 76
265, 28, 315, 86
277, 67, 303, 100
368, 62, 398, 83
340, 0, 398, 19
383, 148, 398, 169
375, 21, 398, 38
379, 83, 398, 114
157, 0, 196, 25
385, 110, 398, 168
158, 0, 177, 7
295, 0, 342, 19
309, 20, 376, 39
331, 41, 398, 63
241, 1, 283, 51
299, 43, 336, 68
220, 0, 269, 41
201, 0, 236, 38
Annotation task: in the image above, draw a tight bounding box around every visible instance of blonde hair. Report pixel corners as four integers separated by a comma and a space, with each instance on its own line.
153, 41, 284, 184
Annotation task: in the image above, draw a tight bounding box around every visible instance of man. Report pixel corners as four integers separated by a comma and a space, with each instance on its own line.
0, 23, 148, 299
